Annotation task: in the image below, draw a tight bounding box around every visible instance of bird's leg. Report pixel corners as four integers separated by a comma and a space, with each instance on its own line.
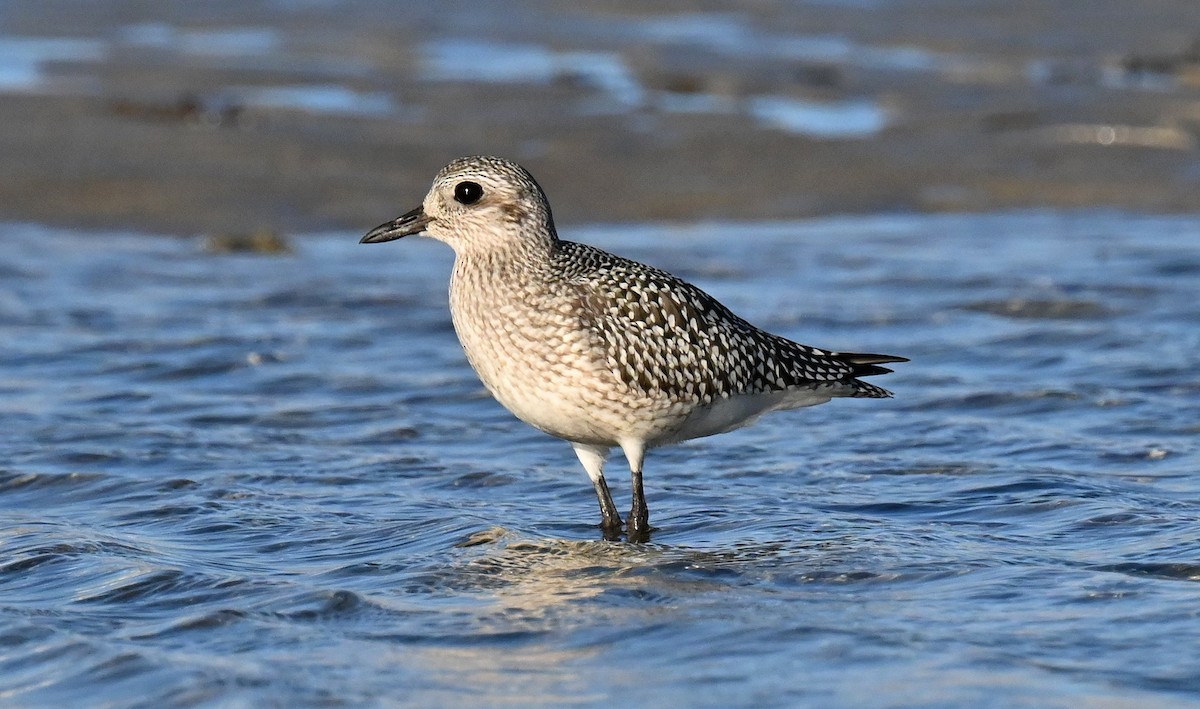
627, 467, 650, 542
620, 441, 651, 543
594, 477, 623, 541
572, 443, 623, 539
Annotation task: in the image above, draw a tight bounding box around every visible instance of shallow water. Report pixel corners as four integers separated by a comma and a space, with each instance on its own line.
2, 212, 1199, 706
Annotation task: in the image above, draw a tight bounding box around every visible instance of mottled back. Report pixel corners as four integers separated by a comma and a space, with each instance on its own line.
554, 240, 897, 404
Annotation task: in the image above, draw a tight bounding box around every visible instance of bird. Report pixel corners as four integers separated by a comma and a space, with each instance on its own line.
361, 156, 905, 542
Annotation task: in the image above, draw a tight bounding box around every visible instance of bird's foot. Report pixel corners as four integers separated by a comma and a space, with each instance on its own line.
599, 514, 625, 542
626, 506, 651, 544
625, 522, 651, 544
598, 514, 652, 543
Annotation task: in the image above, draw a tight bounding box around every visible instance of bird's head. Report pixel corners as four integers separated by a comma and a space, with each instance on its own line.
361, 155, 557, 255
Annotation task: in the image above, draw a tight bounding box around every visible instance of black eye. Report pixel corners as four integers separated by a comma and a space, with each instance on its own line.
454, 181, 484, 205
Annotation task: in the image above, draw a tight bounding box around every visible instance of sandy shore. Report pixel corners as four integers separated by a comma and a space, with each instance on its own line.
3, 0, 1200, 235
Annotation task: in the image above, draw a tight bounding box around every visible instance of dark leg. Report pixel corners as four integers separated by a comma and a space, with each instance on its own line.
627, 466, 650, 543
620, 441, 651, 542
593, 476, 623, 541
572, 443, 623, 540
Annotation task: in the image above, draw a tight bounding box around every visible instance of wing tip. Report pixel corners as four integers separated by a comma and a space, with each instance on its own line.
836, 351, 907, 379
840, 351, 909, 366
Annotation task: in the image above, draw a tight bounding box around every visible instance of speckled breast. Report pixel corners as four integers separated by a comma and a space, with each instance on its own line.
448, 261, 656, 446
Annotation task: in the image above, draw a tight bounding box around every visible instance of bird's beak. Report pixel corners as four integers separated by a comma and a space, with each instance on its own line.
360, 206, 433, 244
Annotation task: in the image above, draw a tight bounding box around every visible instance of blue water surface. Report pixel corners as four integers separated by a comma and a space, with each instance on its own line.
1, 212, 1199, 707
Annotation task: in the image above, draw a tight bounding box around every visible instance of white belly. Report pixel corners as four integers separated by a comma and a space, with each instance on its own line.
652, 387, 833, 447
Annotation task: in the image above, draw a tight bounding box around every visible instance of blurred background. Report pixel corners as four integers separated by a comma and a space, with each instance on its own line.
5, 0, 1200, 235
6, 3, 1200, 707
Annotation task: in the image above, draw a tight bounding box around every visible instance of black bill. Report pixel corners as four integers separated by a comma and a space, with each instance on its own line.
360, 206, 433, 244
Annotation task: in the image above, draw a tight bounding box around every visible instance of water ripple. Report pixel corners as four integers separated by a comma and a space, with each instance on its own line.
1, 214, 1199, 705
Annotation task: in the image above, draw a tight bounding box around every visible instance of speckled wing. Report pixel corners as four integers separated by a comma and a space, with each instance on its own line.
556, 241, 902, 404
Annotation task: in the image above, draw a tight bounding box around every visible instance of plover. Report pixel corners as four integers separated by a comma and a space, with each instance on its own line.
362, 156, 905, 541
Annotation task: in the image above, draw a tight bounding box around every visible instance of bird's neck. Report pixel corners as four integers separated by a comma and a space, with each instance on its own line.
452, 230, 560, 284
447, 232, 561, 351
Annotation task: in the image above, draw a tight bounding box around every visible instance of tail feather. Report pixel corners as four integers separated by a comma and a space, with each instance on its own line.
850, 380, 895, 398
849, 363, 895, 377
840, 352, 910, 367
834, 351, 906, 399
837, 351, 908, 379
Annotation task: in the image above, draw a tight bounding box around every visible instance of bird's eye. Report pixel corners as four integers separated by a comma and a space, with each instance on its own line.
453, 181, 484, 205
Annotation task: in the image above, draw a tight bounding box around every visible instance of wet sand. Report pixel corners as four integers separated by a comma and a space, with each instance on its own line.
3, 0, 1200, 235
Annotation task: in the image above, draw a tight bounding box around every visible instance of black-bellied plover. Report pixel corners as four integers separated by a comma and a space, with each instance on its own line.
362, 156, 906, 541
